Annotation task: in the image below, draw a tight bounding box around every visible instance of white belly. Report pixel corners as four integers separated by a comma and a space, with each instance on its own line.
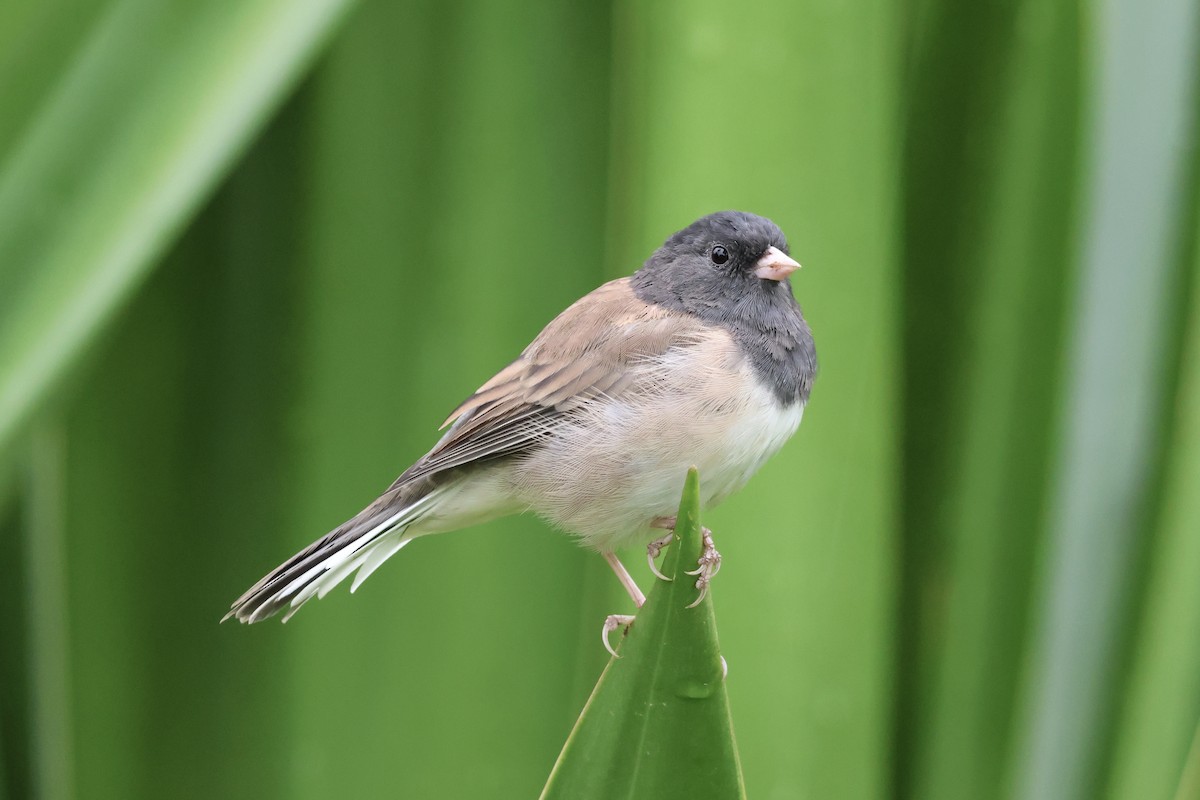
508, 342, 803, 551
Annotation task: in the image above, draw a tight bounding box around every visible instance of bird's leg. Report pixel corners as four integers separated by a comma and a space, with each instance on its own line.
652, 516, 722, 609
602, 552, 645, 657
603, 551, 646, 606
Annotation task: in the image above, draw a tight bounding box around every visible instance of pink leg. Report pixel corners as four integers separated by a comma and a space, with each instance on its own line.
604, 551, 646, 607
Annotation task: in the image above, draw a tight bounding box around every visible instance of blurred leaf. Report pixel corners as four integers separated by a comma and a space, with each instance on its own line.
1008, 0, 1200, 795
1103, 205, 1200, 800
50, 107, 310, 797
0, 0, 356, 457
0, 0, 107, 160
1176, 725, 1200, 800
900, 1, 1081, 797
23, 426, 72, 800
541, 468, 745, 800
0, 471, 23, 800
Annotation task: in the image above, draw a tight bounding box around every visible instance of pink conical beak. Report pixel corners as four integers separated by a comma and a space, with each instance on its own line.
754, 246, 801, 281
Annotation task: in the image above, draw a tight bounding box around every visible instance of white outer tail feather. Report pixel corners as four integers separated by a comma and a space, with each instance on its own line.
264, 489, 446, 624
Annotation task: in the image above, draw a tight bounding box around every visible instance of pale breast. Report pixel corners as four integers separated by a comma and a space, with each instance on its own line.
507, 329, 803, 551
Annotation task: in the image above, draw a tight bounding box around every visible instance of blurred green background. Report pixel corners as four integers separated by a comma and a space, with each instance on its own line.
1, 0, 1198, 798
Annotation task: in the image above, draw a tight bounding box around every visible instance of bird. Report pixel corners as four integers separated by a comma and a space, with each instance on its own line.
225, 210, 817, 648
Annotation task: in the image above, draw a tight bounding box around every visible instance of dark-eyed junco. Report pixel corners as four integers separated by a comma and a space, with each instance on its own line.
226, 211, 817, 643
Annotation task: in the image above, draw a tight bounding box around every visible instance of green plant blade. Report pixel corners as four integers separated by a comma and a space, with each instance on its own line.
541, 468, 745, 800
1103, 205, 1200, 800
1176, 724, 1200, 800
1008, 0, 1200, 794
0, 0, 356, 457
900, 1, 1081, 796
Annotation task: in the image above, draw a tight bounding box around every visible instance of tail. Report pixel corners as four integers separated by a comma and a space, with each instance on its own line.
224, 481, 444, 624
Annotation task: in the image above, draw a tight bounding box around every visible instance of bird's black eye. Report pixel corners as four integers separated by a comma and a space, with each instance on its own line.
710, 245, 729, 266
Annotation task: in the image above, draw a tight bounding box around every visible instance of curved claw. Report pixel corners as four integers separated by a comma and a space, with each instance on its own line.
684, 555, 722, 578
651, 519, 722, 608
648, 553, 672, 582
603, 614, 636, 658
684, 527, 722, 607
646, 532, 675, 583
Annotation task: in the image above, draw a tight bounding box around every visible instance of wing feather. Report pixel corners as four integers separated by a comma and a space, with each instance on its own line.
394, 278, 708, 490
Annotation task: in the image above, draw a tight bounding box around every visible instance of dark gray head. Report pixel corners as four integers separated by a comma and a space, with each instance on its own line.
631, 210, 817, 405
633, 211, 796, 302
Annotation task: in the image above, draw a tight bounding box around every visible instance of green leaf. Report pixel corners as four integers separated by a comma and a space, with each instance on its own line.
1175, 724, 1200, 800
1007, 0, 1200, 795
541, 467, 745, 800
1103, 203, 1200, 800
22, 426, 72, 799
900, 2, 1082, 796
0, 0, 356, 457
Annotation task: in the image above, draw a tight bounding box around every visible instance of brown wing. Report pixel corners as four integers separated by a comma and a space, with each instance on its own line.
389, 278, 705, 487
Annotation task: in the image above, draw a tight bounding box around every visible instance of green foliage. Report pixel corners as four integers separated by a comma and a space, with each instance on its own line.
1103, 206, 1200, 800
0, 0, 1198, 798
0, 0, 355, 456
542, 468, 744, 800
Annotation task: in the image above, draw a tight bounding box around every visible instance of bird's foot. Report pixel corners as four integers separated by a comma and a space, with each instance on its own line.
651, 516, 720, 608
603, 614, 636, 658
646, 532, 675, 582
684, 527, 721, 608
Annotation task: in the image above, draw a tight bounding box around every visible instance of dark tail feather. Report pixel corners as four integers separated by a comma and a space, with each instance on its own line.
224, 482, 443, 624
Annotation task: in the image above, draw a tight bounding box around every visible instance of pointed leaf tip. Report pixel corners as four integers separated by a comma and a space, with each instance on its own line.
541, 467, 746, 799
